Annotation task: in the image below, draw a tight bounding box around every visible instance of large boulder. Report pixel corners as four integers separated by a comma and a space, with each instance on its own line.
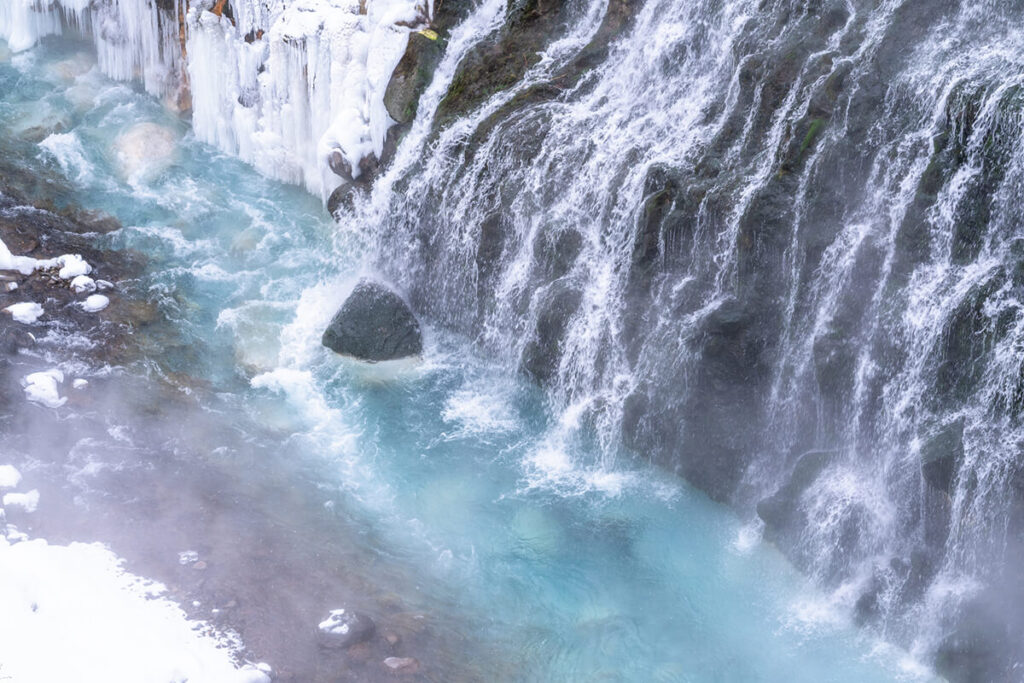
321, 280, 423, 361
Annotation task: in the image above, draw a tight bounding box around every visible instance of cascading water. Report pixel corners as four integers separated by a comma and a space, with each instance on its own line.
1, 0, 1023, 679
353, 0, 1024, 677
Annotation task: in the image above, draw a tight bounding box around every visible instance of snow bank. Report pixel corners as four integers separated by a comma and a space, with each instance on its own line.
0, 462, 273, 682
70, 275, 97, 293
0, 534, 272, 682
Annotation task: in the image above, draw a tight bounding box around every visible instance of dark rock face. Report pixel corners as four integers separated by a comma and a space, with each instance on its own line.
321, 280, 423, 361
521, 280, 582, 383
757, 449, 837, 548
326, 181, 366, 217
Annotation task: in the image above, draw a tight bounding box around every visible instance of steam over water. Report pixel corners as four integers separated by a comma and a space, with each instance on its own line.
1, 0, 1023, 679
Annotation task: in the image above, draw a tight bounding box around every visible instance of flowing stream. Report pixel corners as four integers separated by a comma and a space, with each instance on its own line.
0, 31, 943, 682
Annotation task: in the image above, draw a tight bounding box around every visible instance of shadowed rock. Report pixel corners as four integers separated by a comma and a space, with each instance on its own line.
322, 280, 423, 361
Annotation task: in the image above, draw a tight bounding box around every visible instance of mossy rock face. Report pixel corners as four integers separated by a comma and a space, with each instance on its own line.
435, 0, 567, 126
384, 32, 446, 124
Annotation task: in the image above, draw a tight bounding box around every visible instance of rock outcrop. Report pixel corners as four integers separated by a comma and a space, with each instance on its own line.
321, 280, 423, 361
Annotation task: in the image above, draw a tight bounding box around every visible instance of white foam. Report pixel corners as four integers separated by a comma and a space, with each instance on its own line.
3, 301, 43, 323
72, 378, 89, 389
80, 294, 110, 312
442, 386, 518, 434
39, 132, 96, 184
22, 368, 66, 408
0, 465, 22, 489
3, 489, 39, 513
732, 522, 763, 554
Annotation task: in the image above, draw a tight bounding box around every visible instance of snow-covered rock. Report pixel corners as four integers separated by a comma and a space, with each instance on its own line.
3, 301, 44, 323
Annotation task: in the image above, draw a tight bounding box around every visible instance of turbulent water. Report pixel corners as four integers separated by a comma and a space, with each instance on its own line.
353, 0, 1024, 678
0, 28, 937, 683
2, 0, 1024, 678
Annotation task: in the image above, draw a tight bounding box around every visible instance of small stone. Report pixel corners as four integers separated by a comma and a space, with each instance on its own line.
317, 608, 376, 649
346, 641, 372, 662
192, 560, 208, 570
383, 631, 400, 646
382, 657, 419, 674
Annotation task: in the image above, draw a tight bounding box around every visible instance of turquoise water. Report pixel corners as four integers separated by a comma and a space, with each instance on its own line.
0, 37, 940, 682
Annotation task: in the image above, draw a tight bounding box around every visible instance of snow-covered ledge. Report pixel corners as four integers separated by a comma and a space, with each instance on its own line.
0, 0, 431, 197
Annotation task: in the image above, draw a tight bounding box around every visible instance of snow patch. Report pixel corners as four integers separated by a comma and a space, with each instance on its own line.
3, 301, 43, 323
0, 465, 23, 489
22, 368, 66, 408
3, 489, 39, 513
70, 274, 97, 293
81, 293, 110, 312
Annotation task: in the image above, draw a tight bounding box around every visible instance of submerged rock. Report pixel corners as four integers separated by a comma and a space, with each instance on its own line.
112, 122, 178, 182
382, 656, 420, 674
321, 280, 423, 361
317, 608, 376, 649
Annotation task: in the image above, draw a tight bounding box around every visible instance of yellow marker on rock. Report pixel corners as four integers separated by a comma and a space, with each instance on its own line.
417, 29, 439, 40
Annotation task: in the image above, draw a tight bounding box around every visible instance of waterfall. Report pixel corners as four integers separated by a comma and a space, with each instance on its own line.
3, 0, 1024, 678
354, 0, 1024, 677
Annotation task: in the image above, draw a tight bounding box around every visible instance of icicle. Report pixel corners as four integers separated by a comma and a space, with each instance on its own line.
0, 0, 425, 197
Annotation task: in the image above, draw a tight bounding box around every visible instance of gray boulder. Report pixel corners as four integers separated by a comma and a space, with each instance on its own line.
317, 608, 376, 649
322, 279, 423, 361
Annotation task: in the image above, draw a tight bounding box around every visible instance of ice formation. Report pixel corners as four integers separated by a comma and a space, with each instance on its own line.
1, 0, 431, 197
